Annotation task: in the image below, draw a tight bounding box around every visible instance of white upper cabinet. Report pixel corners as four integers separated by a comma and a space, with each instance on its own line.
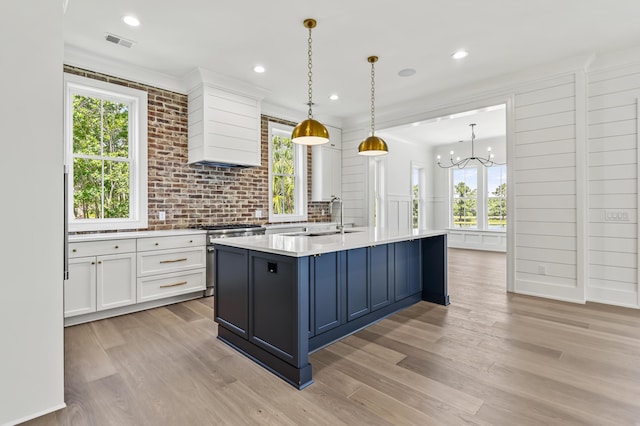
312, 125, 342, 202
186, 68, 269, 167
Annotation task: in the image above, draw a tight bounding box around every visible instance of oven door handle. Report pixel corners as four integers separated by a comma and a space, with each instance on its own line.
207, 246, 215, 253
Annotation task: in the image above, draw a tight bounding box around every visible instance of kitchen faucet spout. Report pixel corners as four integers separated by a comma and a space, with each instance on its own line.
329, 196, 344, 233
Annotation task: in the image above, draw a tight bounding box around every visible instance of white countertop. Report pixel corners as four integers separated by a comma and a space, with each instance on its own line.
213, 227, 448, 257
68, 229, 207, 242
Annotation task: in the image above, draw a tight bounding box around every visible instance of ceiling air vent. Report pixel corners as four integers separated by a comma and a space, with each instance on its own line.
105, 33, 135, 48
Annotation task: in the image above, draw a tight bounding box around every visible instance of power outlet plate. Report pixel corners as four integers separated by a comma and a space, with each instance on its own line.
604, 210, 629, 222
159, 211, 166, 221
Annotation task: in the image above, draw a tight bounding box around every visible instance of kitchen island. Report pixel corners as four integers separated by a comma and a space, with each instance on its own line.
213, 227, 449, 389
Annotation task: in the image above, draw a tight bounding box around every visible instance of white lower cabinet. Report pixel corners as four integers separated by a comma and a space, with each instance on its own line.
65, 231, 206, 323
65, 257, 97, 317
65, 239, 135, 318
96, 253, 136, 311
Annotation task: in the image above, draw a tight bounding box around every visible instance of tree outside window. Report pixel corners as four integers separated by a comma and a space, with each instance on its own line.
452, 168, 478, 228
268, 122, 307, 222
72, 96, 131, 219
271, 133, 296, 215
487, 165, 507, 230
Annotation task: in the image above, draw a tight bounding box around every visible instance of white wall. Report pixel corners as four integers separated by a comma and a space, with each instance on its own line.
587, 62, 640, 308
342, 128, 368, 226
512, 74, 583, 302
0, 2, 65, 425
342, 44, 640, 308
341, 132, 430, 230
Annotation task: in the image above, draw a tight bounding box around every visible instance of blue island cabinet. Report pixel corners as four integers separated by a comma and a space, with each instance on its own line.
214, 233, 448, 390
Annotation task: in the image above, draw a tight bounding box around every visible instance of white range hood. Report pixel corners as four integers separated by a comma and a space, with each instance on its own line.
185, 68, 270, 167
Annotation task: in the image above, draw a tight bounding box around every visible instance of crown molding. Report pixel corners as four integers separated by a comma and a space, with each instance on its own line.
183, 67, 270, 100
64, 44, 188, 93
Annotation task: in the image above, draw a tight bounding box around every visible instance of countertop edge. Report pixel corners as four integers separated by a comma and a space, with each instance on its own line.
69, 229, 207, 242
213, 228, 448, 257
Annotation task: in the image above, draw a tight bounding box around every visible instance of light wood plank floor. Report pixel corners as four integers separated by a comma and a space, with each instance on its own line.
25, 249, 640, 425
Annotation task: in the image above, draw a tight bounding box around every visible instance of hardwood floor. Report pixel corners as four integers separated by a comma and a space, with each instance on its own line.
25, 249, 640, 425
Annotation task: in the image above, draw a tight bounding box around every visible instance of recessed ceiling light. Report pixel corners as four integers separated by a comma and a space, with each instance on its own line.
329, 94, 339, 101
452, 50, 468, 60
123, 15, 140, 27
398, 68, 416, 77
253, 65, 265, 73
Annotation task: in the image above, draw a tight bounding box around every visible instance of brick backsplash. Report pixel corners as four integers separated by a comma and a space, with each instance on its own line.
64, 65, 332, 231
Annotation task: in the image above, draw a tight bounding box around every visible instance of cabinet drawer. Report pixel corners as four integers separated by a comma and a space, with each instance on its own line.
137, 269, 205, 303
137, 247, 205, 277
69, 239, 136, 258
137, 234, 206, 251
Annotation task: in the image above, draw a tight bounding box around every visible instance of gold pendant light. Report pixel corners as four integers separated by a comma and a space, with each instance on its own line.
292, 18, 329, 145
358, 56, 389, 156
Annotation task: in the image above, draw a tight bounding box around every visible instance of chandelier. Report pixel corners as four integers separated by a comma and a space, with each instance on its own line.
437, 123, 503, 168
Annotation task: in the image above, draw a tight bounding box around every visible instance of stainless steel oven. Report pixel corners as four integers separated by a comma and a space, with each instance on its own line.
201, 224, 266, 296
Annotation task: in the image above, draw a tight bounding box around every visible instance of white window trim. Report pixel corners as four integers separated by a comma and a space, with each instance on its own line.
64, 73, 148, 232
267, 122, 307, 223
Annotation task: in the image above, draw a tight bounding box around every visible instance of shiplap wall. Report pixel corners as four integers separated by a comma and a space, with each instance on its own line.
587, 64, 639, 307
513, 74, 583, 301
342, 128, 368, 225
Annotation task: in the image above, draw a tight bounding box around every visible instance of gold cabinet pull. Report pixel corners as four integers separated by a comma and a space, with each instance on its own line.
160, 281, 187, 288
159, 258, 187, 264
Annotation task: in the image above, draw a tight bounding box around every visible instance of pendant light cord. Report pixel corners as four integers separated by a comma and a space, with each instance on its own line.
370, 60, 376, 136
307, 25, 313, 119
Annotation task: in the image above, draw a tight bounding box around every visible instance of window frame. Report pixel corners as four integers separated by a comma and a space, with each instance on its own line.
450, 166, 479, 230
267, 121, 307, 223
449, 165, 507, 232
486, 164, 507, 231
411, 161, 427, 230
64, 73, 148, 232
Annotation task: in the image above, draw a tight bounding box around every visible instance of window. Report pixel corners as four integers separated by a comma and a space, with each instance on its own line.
372, 157, 386, 228
411, 163, 426, 229
487, 165, 507, 230
452, 167, 478, 229
268, 122, 307, 222
64, 74, 147, 232
450, 165, 507, 231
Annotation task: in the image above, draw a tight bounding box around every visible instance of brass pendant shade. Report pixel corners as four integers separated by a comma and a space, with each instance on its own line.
292, 18, 329, 145
358, 55, 389, 156
292, 118, 330, 145
358, 135, 389, 156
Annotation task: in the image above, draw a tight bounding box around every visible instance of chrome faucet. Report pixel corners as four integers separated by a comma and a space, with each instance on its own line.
329, 196, 344, 233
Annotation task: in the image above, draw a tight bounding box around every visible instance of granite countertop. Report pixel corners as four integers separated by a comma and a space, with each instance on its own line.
213, 227, 448, 257
68, 229, 207, 242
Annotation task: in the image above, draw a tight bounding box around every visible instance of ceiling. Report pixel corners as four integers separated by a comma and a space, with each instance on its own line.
64, 0, 640, 140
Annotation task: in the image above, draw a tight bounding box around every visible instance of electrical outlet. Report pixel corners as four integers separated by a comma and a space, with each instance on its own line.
255, 210, 262, 218
604, 210, 629, 222
159, 211, 166, 221
538, 265, 546, 275
322, 209, 325, 215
